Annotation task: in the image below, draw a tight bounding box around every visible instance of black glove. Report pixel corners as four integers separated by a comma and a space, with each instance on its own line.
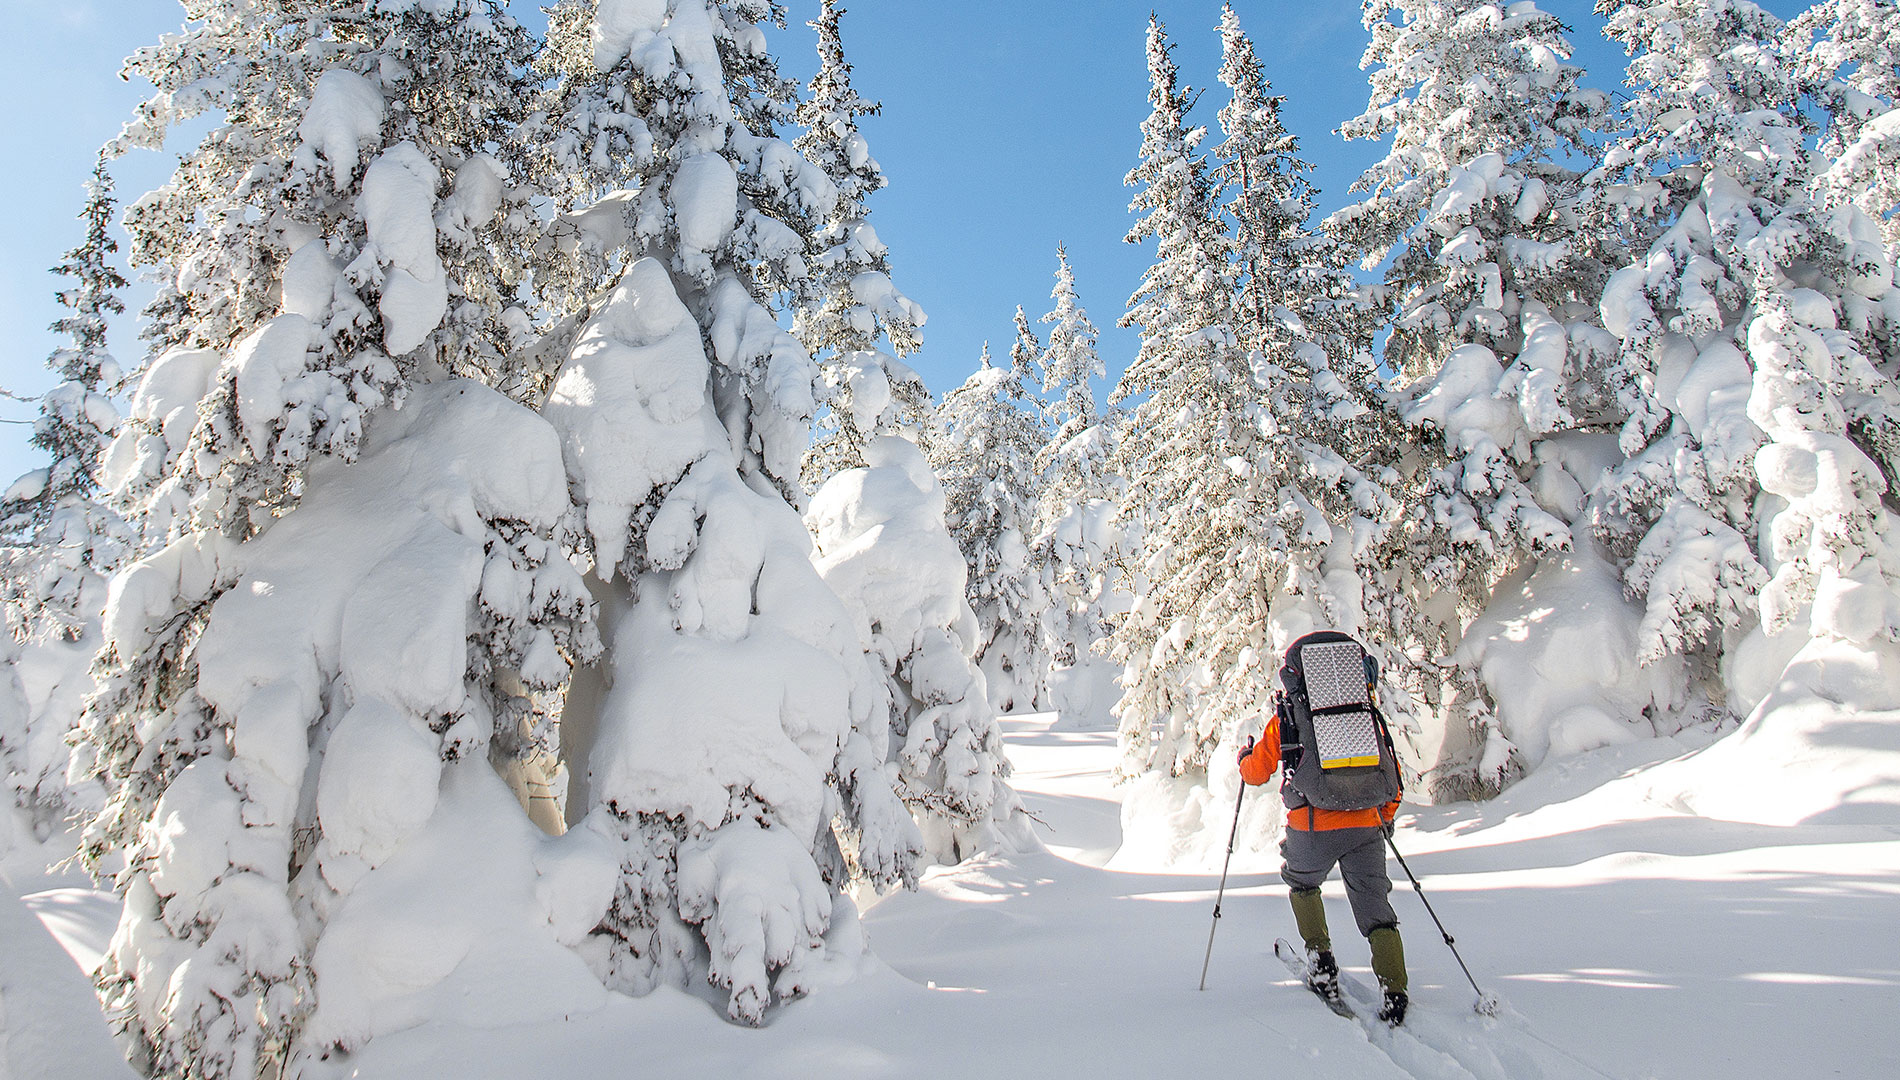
1380, 818, 1395, 839
1236, 736, 1257, 768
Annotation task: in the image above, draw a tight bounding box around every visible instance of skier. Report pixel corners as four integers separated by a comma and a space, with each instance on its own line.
1237, 632, 1408, 1024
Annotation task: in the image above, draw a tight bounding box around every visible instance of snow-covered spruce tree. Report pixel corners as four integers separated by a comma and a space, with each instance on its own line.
1108, 12, 1402, 864
0, 153, 135, 844
1214, 3, 1400, 648
1589, 0, 1900, 713
539, 0, 956, 1026
3, 154, 132, 635
1035, 248, 1110, 507
932, 328, 1051, 714
792, 0, 930, 491
1792, 0, 1900, 251
1030, 248, 1124, 723
1331, 0, 1621, 796
784, 3, 1019, 862
1108, 15, 1276, 787
1215, 5, 1364, 366
72, 6, 609, 1076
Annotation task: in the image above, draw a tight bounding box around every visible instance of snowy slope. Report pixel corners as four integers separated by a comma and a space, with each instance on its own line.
5, 710, 1896, 1078
0, 886, 136, 1080
316, 712, 1898, 1080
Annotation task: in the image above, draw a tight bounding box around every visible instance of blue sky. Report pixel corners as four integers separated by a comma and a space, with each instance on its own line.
0, 1, 1803, 485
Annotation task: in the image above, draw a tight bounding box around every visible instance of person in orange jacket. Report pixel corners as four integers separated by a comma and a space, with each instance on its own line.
1238, 708, 1409, 1024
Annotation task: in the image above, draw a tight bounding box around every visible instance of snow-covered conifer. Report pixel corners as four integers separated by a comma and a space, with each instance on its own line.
1332, 0, 1618, 795
807, 435, 1033, 865
1108, 11, 1403, 807
1030, 249, 1123, 718
88, 382, 602, 1078
932, 330, 1051, 713
791, 0, 928, 489
1107, 15, 1271, 781
1215, 5, 1364, 359
3, 153, 134, 638
537, 0, 950, 1027
102, 1, 542, 538
1037, 247, 1107, 475
71, 7, 610, 1075
0, 153, 134, 846
1589, 0, 1899, 702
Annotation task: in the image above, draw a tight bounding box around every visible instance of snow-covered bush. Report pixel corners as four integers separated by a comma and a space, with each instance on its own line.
932, 327, 1051, 714
808, 436, 1033, 863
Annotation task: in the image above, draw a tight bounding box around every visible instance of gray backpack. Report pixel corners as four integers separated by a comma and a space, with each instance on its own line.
1277, 631, 1401, 813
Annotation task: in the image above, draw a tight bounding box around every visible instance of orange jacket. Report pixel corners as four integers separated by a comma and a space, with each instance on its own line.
1239, 713, 1400, 831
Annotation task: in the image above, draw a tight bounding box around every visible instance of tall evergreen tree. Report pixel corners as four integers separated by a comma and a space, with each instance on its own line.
1032, 248, 1120, 691
1107, 15, 1268, 780
791, 0, 929, 491
1332, 0, 1617, 795
1215, 3, 1398, 646
0, 153, 134, 845
71, 6, 599, 1075
1107, 11, 1403, 805
1036, 247, 1106, 480
3, 154, 133, 638
1215, 5, 1362, 360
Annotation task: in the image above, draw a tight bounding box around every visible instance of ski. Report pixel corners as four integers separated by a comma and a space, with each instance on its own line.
1273, 937, 1355, 1019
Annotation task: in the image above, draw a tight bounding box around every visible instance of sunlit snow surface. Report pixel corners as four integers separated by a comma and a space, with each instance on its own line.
6, 710, 1899, 1078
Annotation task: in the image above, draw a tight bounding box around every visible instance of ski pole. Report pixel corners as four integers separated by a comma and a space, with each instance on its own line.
1384, 829, 1501, 1015
1198, 780, 1248, 991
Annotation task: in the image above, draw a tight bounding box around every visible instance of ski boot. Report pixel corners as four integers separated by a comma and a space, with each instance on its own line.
1378, 989, 1408, 1026
1307, 949, 1342, 1006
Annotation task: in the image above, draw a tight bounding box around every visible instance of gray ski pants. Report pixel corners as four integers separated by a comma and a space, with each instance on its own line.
1280, 825, 1398, 937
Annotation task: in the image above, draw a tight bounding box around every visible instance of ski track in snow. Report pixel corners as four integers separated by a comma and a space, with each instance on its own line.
1274, 932, 1611, 1080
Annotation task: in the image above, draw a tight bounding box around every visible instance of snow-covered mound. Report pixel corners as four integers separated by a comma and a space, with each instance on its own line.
1459, 540, 1683, 774
0, 888, 138, 1079
1638, 637, 1900, 826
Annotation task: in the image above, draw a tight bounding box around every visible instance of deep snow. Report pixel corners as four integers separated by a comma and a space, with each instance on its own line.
4, 711, 1898, 1079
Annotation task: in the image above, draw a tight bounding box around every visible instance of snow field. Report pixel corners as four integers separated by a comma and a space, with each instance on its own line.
272, 711, 1900, 1080
0, 882, 137, 1079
